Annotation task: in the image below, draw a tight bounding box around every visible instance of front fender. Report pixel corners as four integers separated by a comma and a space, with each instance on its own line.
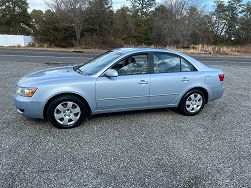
33, 83, 96, 115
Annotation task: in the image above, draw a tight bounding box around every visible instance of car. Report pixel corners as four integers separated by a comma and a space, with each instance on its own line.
13, 48, 224, 128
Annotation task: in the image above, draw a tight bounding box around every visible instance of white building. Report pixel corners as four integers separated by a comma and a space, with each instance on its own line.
0, 34, 33, 47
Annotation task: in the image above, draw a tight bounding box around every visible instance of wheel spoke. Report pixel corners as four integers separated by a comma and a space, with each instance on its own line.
191, 94, 195, 100
194, 94, 199, 100
197, 100, 203, 106
57, 104, 65, 112
186, 100, 192, 105
54, 113, 64, 120
71, 106, 80, 113
196, 95, 202, 101
63, 116, 70, 125
70, 114, 79, 122
193, 105, 198, 112
187, 105, 193, 111
67, 102, 73, 109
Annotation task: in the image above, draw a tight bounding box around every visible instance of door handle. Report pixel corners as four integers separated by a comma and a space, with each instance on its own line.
182, 77, 190, 82
138, 80, 148, 85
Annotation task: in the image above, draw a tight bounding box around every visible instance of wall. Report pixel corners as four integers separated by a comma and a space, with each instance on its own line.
0, 34, 33, 47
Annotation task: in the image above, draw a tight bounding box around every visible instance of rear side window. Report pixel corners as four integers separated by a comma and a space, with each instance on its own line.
153, 53, 196, 73
153, 53, 180, 73
181, 58, 197, 72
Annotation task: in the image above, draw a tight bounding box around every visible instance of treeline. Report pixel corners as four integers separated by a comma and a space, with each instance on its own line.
0, 0, 251, 48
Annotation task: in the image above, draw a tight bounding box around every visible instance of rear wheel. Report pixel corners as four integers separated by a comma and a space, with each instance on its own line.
47, 95, 86, 128
179, 89, 205, 116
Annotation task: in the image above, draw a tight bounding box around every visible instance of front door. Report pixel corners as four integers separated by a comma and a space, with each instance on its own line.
96, 53, 150, 111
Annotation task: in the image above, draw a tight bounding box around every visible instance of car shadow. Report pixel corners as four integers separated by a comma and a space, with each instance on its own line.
19, 107, 180, 129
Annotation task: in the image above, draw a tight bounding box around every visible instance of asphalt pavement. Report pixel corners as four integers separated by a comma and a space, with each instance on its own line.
1, 48, 251, 65
0, 48, 251, 187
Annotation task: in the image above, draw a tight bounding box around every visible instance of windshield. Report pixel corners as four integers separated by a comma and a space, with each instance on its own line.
79, 51, 121, 75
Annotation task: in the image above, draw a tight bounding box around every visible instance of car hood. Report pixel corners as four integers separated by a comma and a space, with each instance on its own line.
17, 66, 86, 87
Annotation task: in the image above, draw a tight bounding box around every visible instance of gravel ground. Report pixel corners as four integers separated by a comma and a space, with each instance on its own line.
0, 58, 251, 188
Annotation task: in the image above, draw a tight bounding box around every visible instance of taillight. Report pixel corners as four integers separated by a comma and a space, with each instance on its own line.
219, 74, 224, 81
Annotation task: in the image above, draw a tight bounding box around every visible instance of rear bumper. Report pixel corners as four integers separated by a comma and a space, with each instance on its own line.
12, 93, 44, 119
208, 85, 224, 102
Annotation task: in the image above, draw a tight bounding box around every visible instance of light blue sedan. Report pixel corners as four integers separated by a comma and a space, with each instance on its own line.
13, 48, 224, 128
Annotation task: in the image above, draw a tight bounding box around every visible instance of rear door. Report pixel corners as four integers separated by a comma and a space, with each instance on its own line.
149, 52, 198, 106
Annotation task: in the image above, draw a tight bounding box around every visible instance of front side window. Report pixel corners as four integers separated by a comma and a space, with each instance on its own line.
111, 54, 148, 76
153, 53, 196, 73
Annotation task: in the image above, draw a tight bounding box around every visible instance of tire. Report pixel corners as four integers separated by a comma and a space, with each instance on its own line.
47, 95, 87, 129
179, 89, 205, 116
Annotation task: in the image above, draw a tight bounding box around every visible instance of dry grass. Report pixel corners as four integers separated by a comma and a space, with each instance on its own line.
125, 44, 251, 56
179, 44, 251, 55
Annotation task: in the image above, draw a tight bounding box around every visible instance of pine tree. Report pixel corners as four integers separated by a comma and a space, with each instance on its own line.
0, 0, 31, 35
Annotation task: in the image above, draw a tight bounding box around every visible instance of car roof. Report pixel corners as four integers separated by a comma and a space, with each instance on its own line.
113, 47, 172, 54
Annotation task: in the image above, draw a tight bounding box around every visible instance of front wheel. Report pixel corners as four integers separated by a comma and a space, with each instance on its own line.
47, 95, 86, 128
179, 89, 205, 116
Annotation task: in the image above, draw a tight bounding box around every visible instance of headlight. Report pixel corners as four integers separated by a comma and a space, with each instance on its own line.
16, 87, 37, 97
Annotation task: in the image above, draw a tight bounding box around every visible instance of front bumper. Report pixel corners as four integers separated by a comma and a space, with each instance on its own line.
12, 93, 45, 119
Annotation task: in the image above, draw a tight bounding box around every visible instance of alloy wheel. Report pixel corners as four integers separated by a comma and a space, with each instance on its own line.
54, 101, 81, 126
185, 93, 203, 113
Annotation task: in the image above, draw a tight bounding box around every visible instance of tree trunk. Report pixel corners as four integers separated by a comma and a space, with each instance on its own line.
75, 28, 81, 48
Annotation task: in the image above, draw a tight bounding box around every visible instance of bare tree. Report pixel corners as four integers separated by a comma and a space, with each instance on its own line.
48, 0, 90, 47
165, 0, 204, 18
152, 0, 206, 47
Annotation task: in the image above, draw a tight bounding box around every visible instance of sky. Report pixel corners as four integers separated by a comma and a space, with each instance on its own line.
27, 0, 250, 12
27, 0, 130, 11
27, 0, 179, 11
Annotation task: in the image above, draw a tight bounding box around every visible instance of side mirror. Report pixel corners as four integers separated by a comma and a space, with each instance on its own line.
105, 69, 118, 77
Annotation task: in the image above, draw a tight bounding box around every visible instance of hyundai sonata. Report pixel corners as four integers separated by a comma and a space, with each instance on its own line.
13, 48, 224, 128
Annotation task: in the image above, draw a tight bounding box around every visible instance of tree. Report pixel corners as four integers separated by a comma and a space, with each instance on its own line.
49, 0, 90, 47
38, 10, 75, 47
129, 0, 156, 45
1, 0, 249, 48
30, 9, 44, 25
212, 0, 244, 44
152, 0, 207, 47
113, 6, 132, 43
224, 0, 243, 42
186, 6, 215, 45
239, 2, 251, 43
130, 0, 155, 19
30, 9, 44, 36
0, 0, 31, 35
85, 0, 113, 36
